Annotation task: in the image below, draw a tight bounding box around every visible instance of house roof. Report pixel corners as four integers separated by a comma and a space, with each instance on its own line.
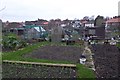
82, 21, 88, 24
3, 22, 24, 30
106, 18, 120, 23
43, 22, 49, 25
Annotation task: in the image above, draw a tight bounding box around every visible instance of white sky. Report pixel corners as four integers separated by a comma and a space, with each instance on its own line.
0, 0, 120, 22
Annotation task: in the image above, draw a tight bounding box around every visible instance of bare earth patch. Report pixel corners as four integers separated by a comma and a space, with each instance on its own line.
91, 44, 119, 78
24, 45, 83, 63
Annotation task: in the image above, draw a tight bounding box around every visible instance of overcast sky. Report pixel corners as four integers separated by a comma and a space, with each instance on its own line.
0, 0, 120, 22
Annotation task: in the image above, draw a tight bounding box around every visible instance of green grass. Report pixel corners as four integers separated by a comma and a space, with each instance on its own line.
49, 42, 84, 48
2, 41, 77, 64
2, 42, 48, 60
76, 64, 96, 79
2, 41, 95, 78
117, 42, 120, 48
0, 52, 2, 65
2, 41, 78, 64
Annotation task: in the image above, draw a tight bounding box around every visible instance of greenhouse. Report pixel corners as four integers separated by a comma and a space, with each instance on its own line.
24, 25, 48, 40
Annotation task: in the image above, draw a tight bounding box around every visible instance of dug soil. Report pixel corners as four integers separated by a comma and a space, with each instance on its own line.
24, 45, 83, 63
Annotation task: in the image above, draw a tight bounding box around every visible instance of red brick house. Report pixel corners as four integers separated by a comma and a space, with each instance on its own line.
106, 18, 120, 26
105, 17, 120, 38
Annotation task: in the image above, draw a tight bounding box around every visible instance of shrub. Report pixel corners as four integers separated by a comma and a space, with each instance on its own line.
2, 33, 27, 51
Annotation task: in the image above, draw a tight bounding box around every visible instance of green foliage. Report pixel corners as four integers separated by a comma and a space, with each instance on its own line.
2, 33, 27, 50
117, 42, 120, 48
18, 40, 27, 48
2, 42, 49, 60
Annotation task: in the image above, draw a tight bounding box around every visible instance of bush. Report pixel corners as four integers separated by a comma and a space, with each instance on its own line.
18, 40, 27, 48
2, 33, 27, 51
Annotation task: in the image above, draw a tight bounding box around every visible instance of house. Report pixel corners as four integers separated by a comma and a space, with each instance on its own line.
62, 19, 71, 26
48, 19, 62, 30
105, 17, 120, 38
72, 19, 81, 28
80, 20, 94, 27
80, 20, 88, 27
84, 20, 94, 27
106, 17, 120, 27
2, 21, 25, 39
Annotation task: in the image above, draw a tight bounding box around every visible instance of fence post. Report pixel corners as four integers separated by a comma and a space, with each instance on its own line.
0, 19, 2, 80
